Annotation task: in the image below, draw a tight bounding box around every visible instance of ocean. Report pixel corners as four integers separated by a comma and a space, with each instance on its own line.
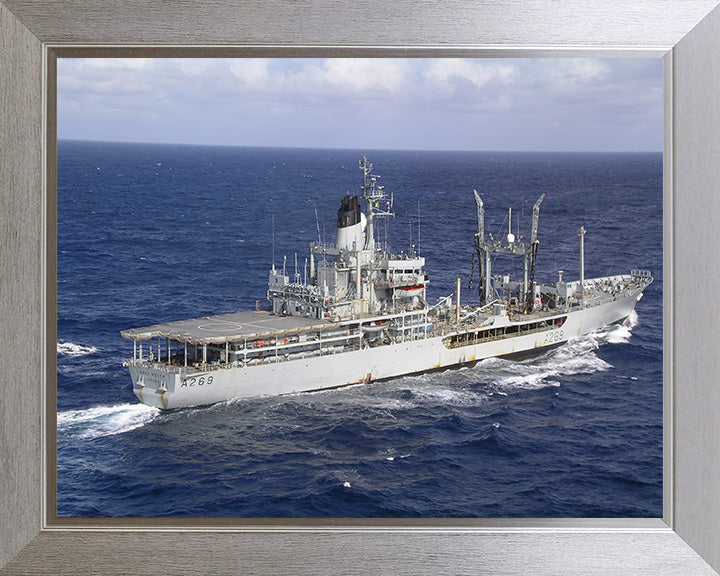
57, 141, 663, 518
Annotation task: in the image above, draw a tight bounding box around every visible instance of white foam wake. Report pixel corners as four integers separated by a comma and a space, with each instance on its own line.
600, 310, 638, 345
477, 327, 617, 394
57, 403, 158, 439
410, 386, 487, 406
57, 341, 99, 356
494, 350, 611, 392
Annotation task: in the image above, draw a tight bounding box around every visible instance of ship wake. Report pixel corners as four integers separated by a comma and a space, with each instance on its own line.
481, 310, 638, 394
602, 310, 638, 344
57, 403, 159, 440
57, 341, 99, 356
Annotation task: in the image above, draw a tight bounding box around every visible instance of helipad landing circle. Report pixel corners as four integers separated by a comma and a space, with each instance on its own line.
196, 320, 244, 333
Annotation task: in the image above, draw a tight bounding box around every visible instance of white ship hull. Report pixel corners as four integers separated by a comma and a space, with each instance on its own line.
129, 290, 642, 410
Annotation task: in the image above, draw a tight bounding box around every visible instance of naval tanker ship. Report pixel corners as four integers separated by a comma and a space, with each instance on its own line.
122, 156, 652, 410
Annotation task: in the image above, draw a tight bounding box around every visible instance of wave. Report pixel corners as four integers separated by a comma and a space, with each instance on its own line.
57, 341, 99, 357
486, 309, 643, 393
476, 326, 618, 394
57, 403, 158, 439
493, 351, 610, 393
406, 386, 488, 407
601, 310, 638, 345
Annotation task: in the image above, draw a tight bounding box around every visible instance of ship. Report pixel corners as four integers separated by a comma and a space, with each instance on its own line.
121, 156, 653, 410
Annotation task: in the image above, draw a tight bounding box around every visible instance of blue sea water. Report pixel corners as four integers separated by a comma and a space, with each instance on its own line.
57, 141, 663, 518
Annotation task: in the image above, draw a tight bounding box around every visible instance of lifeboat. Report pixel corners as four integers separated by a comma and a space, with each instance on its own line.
361, 319, 389, 334
396, 284, 424, 298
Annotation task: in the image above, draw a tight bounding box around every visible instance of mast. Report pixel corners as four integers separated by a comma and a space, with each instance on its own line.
530, 194, 545, 244
473, 189, 485, 243
578, 225, 586, 287
311, 199, 321, 245
523, 241, 539, 314
359, 154, 393, 251
417, 199, 421, 256
473, 190, 490, 305
272, 214, 276, 272
523, 194, 545, 313
508, 207, 514, 243
360, 155, 376, 251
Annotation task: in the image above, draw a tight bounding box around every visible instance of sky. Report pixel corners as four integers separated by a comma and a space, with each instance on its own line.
57, 58, 663, 152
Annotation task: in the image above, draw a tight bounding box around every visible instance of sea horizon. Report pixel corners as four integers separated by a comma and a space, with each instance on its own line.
57, 137, 663, 156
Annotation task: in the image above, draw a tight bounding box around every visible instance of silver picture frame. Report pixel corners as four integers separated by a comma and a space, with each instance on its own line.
2, 1, 720, 574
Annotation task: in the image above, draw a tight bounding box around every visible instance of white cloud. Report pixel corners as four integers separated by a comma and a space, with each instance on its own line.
309, 59, 408, 93
59, 58, 158, 95
423, 59, 516, 89
542, 59, 611, 94
224, 59, 409, 98
173, 58, 213, 76
229, 59, 271, 87
83, 58, 152, 70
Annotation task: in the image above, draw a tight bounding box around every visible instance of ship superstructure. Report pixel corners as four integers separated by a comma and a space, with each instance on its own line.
267, 156, 426, 322
122, 156, 652, 410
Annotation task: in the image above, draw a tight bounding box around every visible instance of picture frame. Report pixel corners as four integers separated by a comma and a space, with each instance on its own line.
2, 1, 720, 574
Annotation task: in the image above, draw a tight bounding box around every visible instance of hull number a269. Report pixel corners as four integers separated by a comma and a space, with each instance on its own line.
181, 375, 214, 388
541, 329, 565, 346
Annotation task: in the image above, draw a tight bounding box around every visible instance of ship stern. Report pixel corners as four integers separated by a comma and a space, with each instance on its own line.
128, 363, 174, 410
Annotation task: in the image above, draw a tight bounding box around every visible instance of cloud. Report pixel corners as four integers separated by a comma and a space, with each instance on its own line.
57, 58, 663, 151
309, 59, 409, 93
83, 58, 151, 70
59, 58, 157, 95
229, 58, 271, 87
224, 59, 410, 99
173, 58, 214, 76
422, 59, 516, 89
547, 59, 610, 84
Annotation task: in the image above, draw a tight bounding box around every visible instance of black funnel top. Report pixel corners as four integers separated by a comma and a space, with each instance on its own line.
337, 195, 361, 229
